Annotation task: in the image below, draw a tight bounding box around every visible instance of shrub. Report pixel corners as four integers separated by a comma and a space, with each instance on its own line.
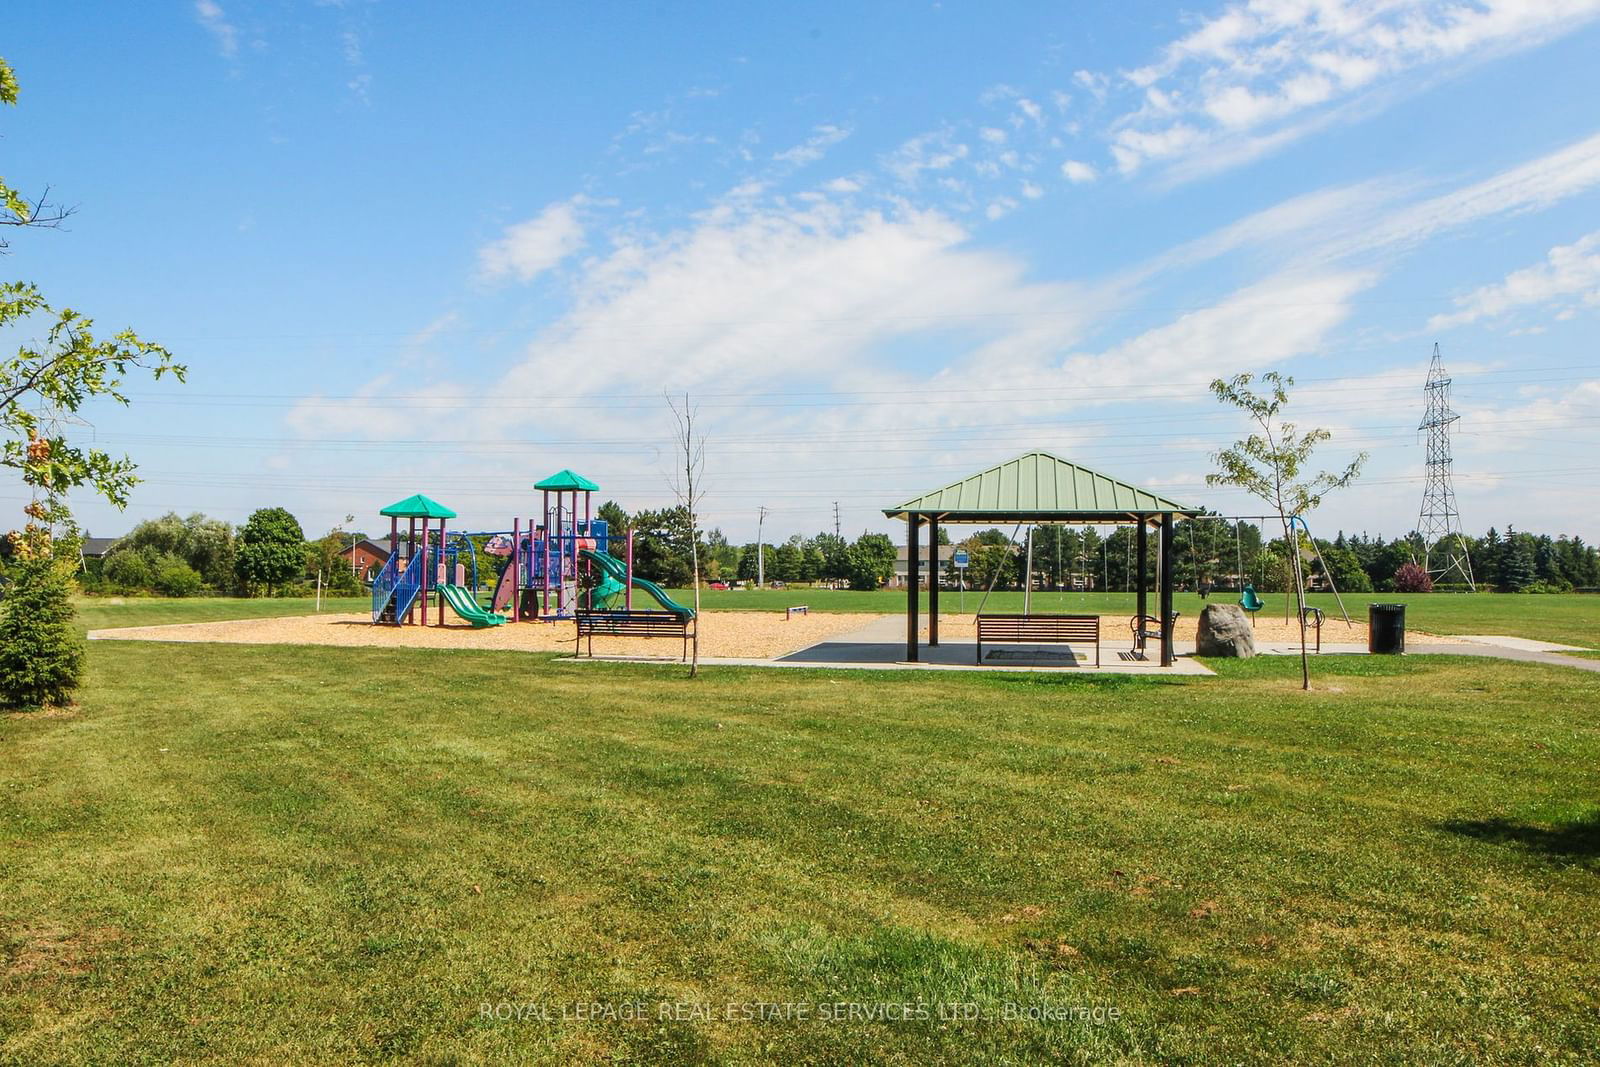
152, 556, 204, 597
103, 546, 157, 590
1392, 562, 1434, 593
1518, 581, 1565, 595
0, 556, 86, 710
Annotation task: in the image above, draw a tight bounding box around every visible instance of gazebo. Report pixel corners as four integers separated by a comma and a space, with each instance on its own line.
883, 451, 1200, 666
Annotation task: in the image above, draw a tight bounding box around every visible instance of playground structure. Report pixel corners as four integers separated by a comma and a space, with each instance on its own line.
370, 470, 695, 628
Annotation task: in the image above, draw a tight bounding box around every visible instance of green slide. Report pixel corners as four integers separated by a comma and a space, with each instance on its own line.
439, 583, 507, 627
579, 549, 695, 619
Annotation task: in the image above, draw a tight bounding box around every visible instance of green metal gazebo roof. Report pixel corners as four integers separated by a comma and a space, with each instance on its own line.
884, 450, 1197, 522
534, 469, 599, 492
379, 493, 458, 519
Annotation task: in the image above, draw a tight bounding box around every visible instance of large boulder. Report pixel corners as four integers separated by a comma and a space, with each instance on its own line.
1196, 603, 1256, 658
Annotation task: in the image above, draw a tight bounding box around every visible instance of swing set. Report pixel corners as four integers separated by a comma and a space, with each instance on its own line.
1189, 513, 1352, 632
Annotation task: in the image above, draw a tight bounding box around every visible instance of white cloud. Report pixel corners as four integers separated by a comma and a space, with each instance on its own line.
1329, 130, 1600, 260
979, 127, 1008, 144
1020, 181, 1044, 200
1430, 231, 1600, 329
1073, 69, 1109, 101
477, 199, 587, 283
773, 124, 851, 167
409, 311, 460, 346
1057, 270, 1377, 389
885, 129, 970, 184
985, 197, 1019, 220
1060, 159, 1098, 184
1104, 0, 1600, 178
194, 0, 238, 58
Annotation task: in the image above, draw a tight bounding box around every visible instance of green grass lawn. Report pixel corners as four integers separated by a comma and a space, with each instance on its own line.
72, 595, 369, 633
673, 588, 1600, 647
3, 643, 1596, 1063
73, 589, 1600, 649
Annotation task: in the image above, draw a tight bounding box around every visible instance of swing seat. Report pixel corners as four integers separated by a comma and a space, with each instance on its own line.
1239, 585, 1264, 613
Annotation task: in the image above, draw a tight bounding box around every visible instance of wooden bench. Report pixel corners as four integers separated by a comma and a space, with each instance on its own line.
1130, 612, 1181, 659
574, 611, 694, 661
975, 613, 1100, 666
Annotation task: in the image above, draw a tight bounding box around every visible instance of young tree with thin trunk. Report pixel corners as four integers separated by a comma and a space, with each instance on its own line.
1208, 372, 1365, 690
666, 392, 706, 676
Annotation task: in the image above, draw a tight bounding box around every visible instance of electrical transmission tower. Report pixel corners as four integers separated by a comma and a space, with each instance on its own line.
1416, 343, 1475, 590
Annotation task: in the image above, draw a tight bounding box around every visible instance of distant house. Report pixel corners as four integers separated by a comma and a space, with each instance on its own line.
892, 544, 957, 588
78, 536, 124, 572
79, 536, 123, 560
338, 538, 392, 582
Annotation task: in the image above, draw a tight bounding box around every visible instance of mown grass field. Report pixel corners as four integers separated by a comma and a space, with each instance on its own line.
76, 590, 1600, 649
3, 640, 1596, 1063
74, 595, 369, 633
673, 589, 1600, 647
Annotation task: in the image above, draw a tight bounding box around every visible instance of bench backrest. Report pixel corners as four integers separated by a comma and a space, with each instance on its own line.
576, 611, 689, 635
976, 613, 1099, 640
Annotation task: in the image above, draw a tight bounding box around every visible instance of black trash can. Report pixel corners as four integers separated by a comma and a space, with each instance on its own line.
1368, 603, 1406, 654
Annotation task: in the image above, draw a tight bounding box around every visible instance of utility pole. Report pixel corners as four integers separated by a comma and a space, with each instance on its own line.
1416, 343, 1475, 589
757, 505, 768, 587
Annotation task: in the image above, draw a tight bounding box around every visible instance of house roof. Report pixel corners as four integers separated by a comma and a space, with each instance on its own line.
884, 450, 1197, 523
379, 494, 457, 519
534, 469, 600, 491
80, 536, 123, 557
340, 538, 392, 557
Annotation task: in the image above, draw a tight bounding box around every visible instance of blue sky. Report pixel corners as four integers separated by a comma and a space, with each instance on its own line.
6, 1, 1600, 544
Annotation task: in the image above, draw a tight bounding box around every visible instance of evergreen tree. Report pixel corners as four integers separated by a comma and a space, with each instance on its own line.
0, 555, 85, 709
1499, 530, 1537, 592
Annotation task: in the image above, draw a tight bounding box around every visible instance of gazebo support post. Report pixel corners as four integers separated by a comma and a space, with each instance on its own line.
906, 514, 921, 662
1160, 513, 1175, 667
927, 515, 939, 647
1136, 518, 1149, 625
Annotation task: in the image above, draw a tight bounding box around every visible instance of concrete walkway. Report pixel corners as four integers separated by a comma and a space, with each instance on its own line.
745, 614, 1218, 673
573, 614, 1600, 676
1407, 641, 1600, 673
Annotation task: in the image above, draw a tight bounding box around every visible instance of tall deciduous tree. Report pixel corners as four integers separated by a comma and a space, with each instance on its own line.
235, 508, 306, 595
0, 57, 182, 708
1208, 372, 1366, 690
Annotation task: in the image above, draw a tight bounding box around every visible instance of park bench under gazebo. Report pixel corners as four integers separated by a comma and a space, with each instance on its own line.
883, 451, 1200, 667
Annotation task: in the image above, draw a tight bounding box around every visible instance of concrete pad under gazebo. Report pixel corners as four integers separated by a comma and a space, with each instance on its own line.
883, 451, 1200, 667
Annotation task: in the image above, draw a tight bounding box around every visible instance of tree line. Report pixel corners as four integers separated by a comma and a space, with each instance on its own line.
939, 520, 1600, 595
596, 502, 899, 591
32, 504, 1598, 601
56, 508, 362, 598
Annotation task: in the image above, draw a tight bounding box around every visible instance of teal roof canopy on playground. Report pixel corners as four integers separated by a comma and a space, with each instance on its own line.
535, 469, 599, 491
884, 450, 1198, 522
379, 493, 458, 519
